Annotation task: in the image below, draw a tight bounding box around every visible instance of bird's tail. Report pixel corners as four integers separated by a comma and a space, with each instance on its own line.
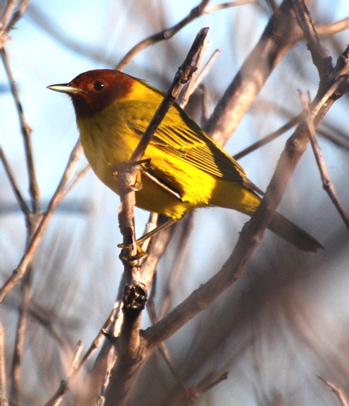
268, 211, 323, 252
210, 180, 323, 252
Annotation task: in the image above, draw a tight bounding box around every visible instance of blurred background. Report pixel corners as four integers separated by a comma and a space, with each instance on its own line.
1, 0, 349, 405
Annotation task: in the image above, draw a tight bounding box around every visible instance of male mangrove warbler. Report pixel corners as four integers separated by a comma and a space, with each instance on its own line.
48, 69, 323, 252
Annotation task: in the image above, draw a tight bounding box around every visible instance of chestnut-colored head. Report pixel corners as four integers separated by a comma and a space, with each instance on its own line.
48, 69, 134, 118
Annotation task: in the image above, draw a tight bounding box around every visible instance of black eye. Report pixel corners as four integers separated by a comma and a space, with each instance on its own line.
93, 81, 105, 91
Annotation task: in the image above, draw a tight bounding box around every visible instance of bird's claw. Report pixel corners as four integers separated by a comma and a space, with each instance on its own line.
118, 242, 148, 265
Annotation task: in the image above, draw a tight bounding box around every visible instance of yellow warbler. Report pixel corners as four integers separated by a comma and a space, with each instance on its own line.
48, 69, 322, 252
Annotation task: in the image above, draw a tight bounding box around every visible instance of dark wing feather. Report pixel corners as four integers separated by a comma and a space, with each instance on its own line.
126, 102, 247, 184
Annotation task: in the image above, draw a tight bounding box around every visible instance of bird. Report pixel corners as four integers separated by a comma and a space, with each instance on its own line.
48, 69, 323, 252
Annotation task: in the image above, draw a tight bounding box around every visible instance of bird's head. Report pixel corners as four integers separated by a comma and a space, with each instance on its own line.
47, 69, 133, 117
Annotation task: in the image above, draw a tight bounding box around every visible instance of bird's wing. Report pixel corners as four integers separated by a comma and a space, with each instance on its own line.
126, 103, 247, 184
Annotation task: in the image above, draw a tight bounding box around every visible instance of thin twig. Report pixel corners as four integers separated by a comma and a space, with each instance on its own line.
300, 92, 349, 228
196, 371, 228, 393
317, 375, 349, 406
178, 40, 210, 108
180, 48, 221, 108
1, 48, 40, 212
234, 113, 301, 160
116, 0, 250, 71
10, 268, 33, 405
0, 0, 17, 31
139, 224, 177, 291
0, 141, 83, 305
0, 147, 29, 215
0, 317, 8, 406
147, 266, 190, 398
1, 39, 41, 405
205, 0, 255, 13
0, 0, 30, 49
45, 304, 120, 406
158, 215, 194, 320
290, 0, 332, 81
44, 341, 83, 406
317, 17, 349, 38
90, 300, 125, 406
61, 163, 90, 198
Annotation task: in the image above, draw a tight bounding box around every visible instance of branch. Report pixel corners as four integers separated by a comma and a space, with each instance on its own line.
300, 92, 349, 228
318, 375, 349, 406
44, 305, 119, 406
180, 48, 221, 109
0, 141, 83, 305
290, 0, 332, 81
116, 0, 252, 71
0, 318, 8, 406
317, 17, 349, 38
1, 47, 40, 213
234, 113, 301, 160
0, 0, 29, 49
204, 0, 310, 144
0, 147, 29, 215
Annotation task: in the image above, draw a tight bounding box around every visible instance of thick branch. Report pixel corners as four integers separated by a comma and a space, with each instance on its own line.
204, 0, 310, 143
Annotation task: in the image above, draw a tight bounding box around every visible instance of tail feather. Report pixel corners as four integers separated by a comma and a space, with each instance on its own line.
268, 212, 323, 252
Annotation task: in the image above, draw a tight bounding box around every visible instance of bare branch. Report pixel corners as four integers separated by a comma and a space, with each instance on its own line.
0, 147, 29, 215
44, 342, 83, 406
116, 0, 251, 71
196, 371, 228, 393
1, 47, 40, 212
180, 48, 221, 108
205, 0, 255, 13
291, 0, 332, 80
0, 0, 30, 48
158, 215, 194, 320
0, 141, 83, 305
318, 375, 349, 406
204, 0, 309, 144
300, 92, 349, 228
234, 113, 301, 160
10, 269, 32, 405
317, 17, 349, 38
0, 318, 8, 406
45, 304, 121, 406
